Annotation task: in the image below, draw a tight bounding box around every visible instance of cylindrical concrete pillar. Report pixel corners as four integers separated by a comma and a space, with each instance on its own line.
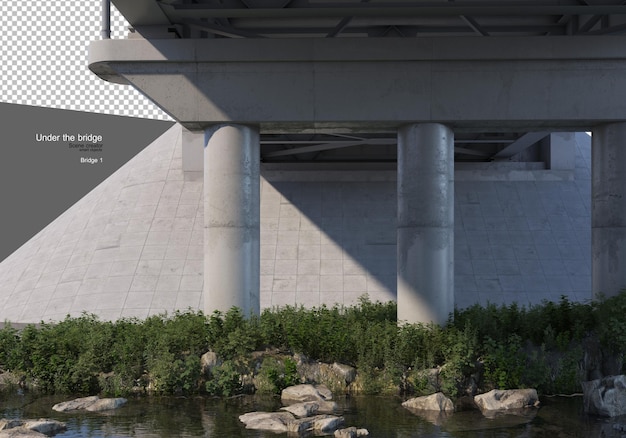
397, 123, 454, 325
592, 123, 626, 298
204, 124, 260, 316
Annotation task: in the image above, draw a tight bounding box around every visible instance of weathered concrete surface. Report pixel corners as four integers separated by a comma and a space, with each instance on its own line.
204, 124, 260, 316
592, 122, 626, 299
397, 123, 454, 325
90, 37, 626, 132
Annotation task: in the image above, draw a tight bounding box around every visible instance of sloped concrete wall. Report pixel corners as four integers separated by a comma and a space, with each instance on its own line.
0, 125, 204, 323
0, 126, 592, 324
261, 133, 591, 310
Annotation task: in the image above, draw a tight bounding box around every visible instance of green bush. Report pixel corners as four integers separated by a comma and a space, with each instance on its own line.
0, 292, 624, 397
205, 360, 243, 396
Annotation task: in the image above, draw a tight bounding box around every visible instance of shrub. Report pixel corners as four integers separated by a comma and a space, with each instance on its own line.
0, 292, 624, 397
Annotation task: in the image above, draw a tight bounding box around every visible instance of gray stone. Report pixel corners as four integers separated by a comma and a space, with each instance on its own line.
52, 396, 126, 413
85, 398, 127, 412
474, 389, 539, 411
402, 392, 454, 412
332, 363, 357, 385
21, 420, 67, 435
238, 411, 295, 433
0, 430, 47, 438
280, 401, 337, 418
335, 427, 370, 438
313, 415, 345, 434
201, 351, 221, 376
0, 419, 66, 437
582, 375, 626, 417
52, 396, 99, 412
0, 421, 23, 431
281, 384, 333, 405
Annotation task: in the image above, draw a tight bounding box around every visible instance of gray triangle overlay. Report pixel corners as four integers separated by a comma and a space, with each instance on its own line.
0, 103, 174, 262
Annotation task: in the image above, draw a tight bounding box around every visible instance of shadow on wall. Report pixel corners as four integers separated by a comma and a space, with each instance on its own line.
260, 132, 593, 311
260, 178, 397, 310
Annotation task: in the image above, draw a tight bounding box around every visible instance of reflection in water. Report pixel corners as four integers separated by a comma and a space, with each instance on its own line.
0, 391, 621, 437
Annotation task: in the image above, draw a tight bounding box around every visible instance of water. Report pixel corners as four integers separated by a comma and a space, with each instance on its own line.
0, 390, 623, 437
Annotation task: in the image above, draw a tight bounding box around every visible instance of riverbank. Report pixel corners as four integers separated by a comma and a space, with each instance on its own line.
0, 293, 624, 399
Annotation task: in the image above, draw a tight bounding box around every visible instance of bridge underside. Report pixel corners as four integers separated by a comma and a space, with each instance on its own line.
87, 1, 626, 323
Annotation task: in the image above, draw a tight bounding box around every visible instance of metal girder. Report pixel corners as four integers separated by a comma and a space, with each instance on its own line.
492, 132, 550, 160
460, 15, 490, 36
183, 18, 264, 38
454, 146, 491, 157
160, 4, 626, 19
262, 138, 394, 158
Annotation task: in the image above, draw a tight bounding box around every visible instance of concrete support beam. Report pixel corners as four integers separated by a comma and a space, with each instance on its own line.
204, 124, 260, 316
541, 132, 576, 171
592, 123, 626, 298
397, 123, 454, 325
182, 128, 204, 172
89, 37, 626, 132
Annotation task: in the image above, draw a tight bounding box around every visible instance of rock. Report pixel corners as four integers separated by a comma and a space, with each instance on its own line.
335, 427, 370, 438
402, 392, 454, 412
287, 415, 344, 434
201, 351, 221, 376
0, 421, 23, 431
52, 396, 126, 412
238, 412, 295, 433
332, 363, 357, 385
313, 415, 345, 433
411, 368, 441, 394
474, 389, 539, 411
52, 396, 99, 412
280, 402, 319, 418
582, 375, 626, 417
280, 401, 337, 418
295, 357, 357, 394
0, 430, 47, 437
0, 419, 66, 437
85, 398, 127, 412
281, 384, 333, 405
21, 420, 66, 435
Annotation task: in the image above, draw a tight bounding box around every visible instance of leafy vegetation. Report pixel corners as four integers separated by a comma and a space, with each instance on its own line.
0, 292, 624, 397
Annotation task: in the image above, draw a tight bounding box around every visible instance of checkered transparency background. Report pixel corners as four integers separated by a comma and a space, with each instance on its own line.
0, 1, 171, 120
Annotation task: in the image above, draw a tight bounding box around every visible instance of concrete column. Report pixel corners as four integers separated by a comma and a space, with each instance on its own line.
592, 123, 626, 298
397, 123, 454, 325
204, 124, 260, 316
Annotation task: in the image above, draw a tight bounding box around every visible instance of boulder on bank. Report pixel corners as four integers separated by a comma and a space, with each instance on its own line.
334, 427, 370, 438
582, 374, 626, 417
474, 389, 539, 411
239, 411, 346, 435
402, 392, 454, 412
239, 411, 295, 433
0, 430, 47, 437
201, 351, 221, 376
281, 384, 333, 405
52, 396, 127, 412
280, 401, 338, 418
0, 419, 66, 437
287, 415, 345, 435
